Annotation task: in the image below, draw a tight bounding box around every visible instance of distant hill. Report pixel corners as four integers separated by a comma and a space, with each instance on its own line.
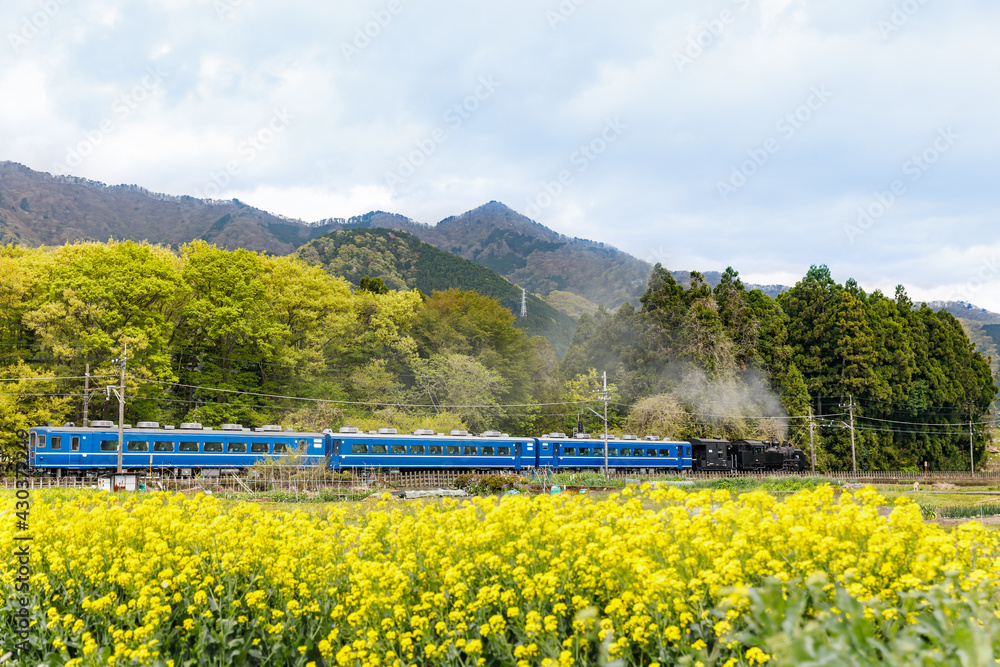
540, 290, 601, 320
670, 270, 786, 299
338, 202, 653, 310
926, 300, 1000, 325
295, 228, 579, 356
0, 161, 339, 254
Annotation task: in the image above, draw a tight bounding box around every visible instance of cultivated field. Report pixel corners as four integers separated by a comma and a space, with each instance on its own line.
3, 481, 1000, 666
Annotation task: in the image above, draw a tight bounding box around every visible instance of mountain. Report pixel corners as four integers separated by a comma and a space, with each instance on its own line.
0, 161, 340, 253
338, 202, 653, 310
295, 228, 579, 356
1, 163, 653, 311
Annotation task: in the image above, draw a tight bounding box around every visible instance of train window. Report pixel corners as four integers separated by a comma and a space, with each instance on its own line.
391, 445, 406, 455
482, 446, 495, 455
411, 445, 425, 455
686, 446, 691, 456
38, 435, 46, 448
251, 443, 268, 454
351, 444, 368, 454
619, 449, 631, 457
154, 441, 174, 452
29, 433, 35, 448
71, 437, 80, 451
179, 442, 199, 452
204, 442, 223, 453
563, 447, 575, 455
274, 443, 288, 454
578, 447, 590, 456
51, 436, 62, 450
298, 439, 307, 450
127, 441, 149, 452
446, 446, 460, 455
100, 440, 118, 451
371, 444, 388, 454
428, 445, 443, 455
607, 449, 618, 457
463, 446, 478, 456
497, 446, 510, 456
228, 442, 247, 453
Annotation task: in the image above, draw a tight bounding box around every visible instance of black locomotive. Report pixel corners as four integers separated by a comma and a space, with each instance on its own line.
689, 438, 807, 472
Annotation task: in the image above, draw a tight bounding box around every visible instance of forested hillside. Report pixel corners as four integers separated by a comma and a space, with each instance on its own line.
294, 228, 578, 356
0, 239, 993, 472
0, 161, 339, 253
339, 202, 653, 309
562, 265, 996, 470
0, 240, 568, 465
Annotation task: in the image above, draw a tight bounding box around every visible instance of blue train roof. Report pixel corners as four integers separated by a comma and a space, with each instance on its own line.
29, 423, 327, 438
333, 428, 525, 443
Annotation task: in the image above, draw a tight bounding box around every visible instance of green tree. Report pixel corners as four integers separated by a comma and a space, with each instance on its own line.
411, 353, 509, 432
411, 289, 539, 430
20, 241, 184, 424
172, 241, 285, 424
0, 360, 71, 469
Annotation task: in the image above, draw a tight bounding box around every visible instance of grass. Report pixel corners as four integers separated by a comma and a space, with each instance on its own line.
689, 475, 833, 493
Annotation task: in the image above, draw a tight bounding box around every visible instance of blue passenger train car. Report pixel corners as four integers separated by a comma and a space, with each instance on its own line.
28, 421, 328, 475
539, 433, 693, 471
331, 427, 530, 470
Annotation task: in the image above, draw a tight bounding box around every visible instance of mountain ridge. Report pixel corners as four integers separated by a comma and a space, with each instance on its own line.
294, 227, 578, 356
6, 160, 1000, 332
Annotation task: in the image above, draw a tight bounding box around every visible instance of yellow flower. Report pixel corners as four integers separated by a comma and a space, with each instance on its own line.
746, 647, 772, 665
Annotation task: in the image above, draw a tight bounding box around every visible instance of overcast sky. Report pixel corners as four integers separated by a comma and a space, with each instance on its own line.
3, 0, 999, 309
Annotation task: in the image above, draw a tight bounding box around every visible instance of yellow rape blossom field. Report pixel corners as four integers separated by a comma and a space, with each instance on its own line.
3, 484, 1000, 666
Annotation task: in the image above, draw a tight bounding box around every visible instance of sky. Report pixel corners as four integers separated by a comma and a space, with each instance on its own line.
2, 0, 999, 310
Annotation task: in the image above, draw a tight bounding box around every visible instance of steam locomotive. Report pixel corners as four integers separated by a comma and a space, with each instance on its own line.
689, 438, 808, 472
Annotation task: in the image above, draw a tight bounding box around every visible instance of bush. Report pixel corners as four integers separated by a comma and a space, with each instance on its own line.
454, 473, 519, 495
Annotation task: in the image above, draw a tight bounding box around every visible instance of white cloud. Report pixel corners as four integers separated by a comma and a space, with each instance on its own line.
1, 0, 999, 310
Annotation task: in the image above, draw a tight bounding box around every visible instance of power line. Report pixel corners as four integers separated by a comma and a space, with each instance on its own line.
0, 375, 117, 382
132, 376, 594, 410
856, 414, 995, 427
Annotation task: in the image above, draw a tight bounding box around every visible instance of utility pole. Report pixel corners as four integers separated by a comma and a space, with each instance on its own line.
600, 371, 610, 475
83, 363, 90, 427
520, 288, 527, 318
808, 406, 815, 473
970, 419, 975, 475
112, 344, 127, 474
847, 394, 857, 475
